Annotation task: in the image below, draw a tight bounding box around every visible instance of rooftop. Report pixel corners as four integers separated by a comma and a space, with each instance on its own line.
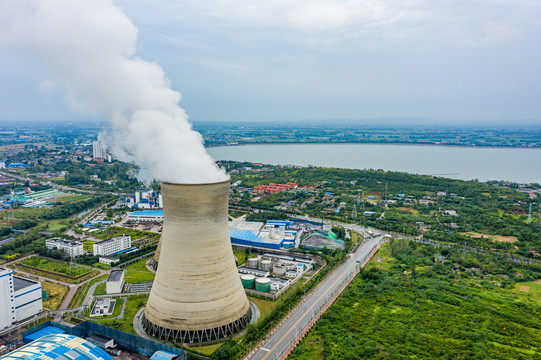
13, 276, 37, 291
107, 270, 123, 283
129, 210, 163, 216
96, 235, 129, 245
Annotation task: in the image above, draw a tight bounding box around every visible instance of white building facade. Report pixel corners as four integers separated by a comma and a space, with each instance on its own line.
92, 141, 107, 159
93, 235, 131, 256
0, 268, 43, 330
45, 238, 84, 257
106, 270, 125, 294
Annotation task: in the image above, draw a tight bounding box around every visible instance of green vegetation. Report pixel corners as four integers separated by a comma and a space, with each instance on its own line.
93, 282, 106, 295
290, 240, 541, 360
196, 122, 541, 148
82, 240, 94, 252
124, 269, 155, 283
19, 256, 93, 277
100, 294, 148, 334
123, 256, 151, 272
225, 161, 541, 258
93, 227, 159, 242
41, 281, 68, 310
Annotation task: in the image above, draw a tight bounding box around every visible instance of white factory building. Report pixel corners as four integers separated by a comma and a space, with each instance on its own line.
45, 238, 84, 257
0, 268, 43, 330
119, 188, 162, 209
93, 235, 131, 256
127, 210, 164, 223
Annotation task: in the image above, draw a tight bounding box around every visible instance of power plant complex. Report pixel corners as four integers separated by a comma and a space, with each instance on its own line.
142, 180, 251, 343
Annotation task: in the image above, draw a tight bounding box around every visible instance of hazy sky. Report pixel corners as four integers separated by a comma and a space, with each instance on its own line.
1, 0, 541, 123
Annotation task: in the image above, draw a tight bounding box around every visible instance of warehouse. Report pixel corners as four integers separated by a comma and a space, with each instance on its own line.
0, 334, 114, 360
127, 210, 164, 222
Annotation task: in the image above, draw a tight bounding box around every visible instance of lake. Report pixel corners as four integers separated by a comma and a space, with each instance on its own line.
207, 144, 541, 183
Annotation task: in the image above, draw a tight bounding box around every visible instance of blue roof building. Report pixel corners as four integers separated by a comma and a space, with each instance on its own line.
1, 334, 114, 360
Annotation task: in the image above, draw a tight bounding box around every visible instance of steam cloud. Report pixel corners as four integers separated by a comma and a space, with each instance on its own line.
2, 0, 228, 184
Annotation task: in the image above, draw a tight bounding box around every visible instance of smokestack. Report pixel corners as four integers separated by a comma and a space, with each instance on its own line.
143, 180, 251, 343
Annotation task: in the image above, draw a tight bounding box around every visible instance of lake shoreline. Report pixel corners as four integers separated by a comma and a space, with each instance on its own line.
206, 141, 541, 150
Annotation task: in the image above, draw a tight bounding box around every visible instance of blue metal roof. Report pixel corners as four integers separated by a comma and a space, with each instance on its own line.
23, 326, 65, 343
130, 210, 163, 216
151, 350, 178, 360
1, 334, 114, 360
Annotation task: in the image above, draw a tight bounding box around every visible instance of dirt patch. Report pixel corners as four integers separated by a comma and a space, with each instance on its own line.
520, 286, 530, 292
493, 235, 518, 243
397, 207, 419, 214
461, 232, 518, 243
534, 280, 541, 285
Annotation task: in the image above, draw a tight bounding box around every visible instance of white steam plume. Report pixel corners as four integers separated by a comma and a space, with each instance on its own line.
1, 0, 227, 184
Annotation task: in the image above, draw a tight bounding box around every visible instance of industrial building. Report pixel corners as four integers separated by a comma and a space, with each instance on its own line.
106, 270, 124, 294
229, 220, 302, 249
45, 238, 84, 257
0, 333, 114, 360
119, 187, 163, 209
238, 253, 313, 295
0, 269, 42, 330
18, 321, 188, 359
90, 298, 116, 317
93, 235, 131, 256
143, 181, 251, 343
98, 256, 120, 265
127, 210, 164, 223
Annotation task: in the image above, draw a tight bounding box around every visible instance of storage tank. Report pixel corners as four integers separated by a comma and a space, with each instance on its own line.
247, 257, 259, 269
143, 180, 251, 343
255, 277, 271, 292
260, 260, 272, 271
240, 274, 255, 289
273, 263, 286, 276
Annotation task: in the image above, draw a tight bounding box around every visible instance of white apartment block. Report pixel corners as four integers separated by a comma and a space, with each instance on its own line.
93, 235, 131, 256
45, 238, 84, 257
0, 268, 43, 330
92, 141, 107, 159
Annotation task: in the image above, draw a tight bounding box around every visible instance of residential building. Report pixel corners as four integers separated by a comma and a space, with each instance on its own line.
45, 238, 84, 257
93, 235, 131, 256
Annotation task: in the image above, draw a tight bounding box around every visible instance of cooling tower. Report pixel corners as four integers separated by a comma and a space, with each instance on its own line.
149, 236, 162, 270
143, 180, 251, 343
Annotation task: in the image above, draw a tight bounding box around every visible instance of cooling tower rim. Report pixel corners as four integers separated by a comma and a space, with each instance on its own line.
161, 179, 230, 186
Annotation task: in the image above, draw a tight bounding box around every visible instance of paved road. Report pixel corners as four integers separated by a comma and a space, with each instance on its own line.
246, 236, 384, 360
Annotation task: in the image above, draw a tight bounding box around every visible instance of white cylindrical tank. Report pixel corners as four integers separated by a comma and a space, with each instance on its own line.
143, 180, 251, 343
260, 260, 272, 271
273, 263, 286, 276
247, 257, 259, 269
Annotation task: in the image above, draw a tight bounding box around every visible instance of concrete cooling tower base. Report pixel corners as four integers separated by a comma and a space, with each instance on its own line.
141, 308, 252, 343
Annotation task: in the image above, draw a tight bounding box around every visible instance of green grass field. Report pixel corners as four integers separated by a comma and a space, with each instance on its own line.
125, 269, 155, 283
123, 256, 151, 272
19, 257, 94, 277
100, 294, 148, 334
